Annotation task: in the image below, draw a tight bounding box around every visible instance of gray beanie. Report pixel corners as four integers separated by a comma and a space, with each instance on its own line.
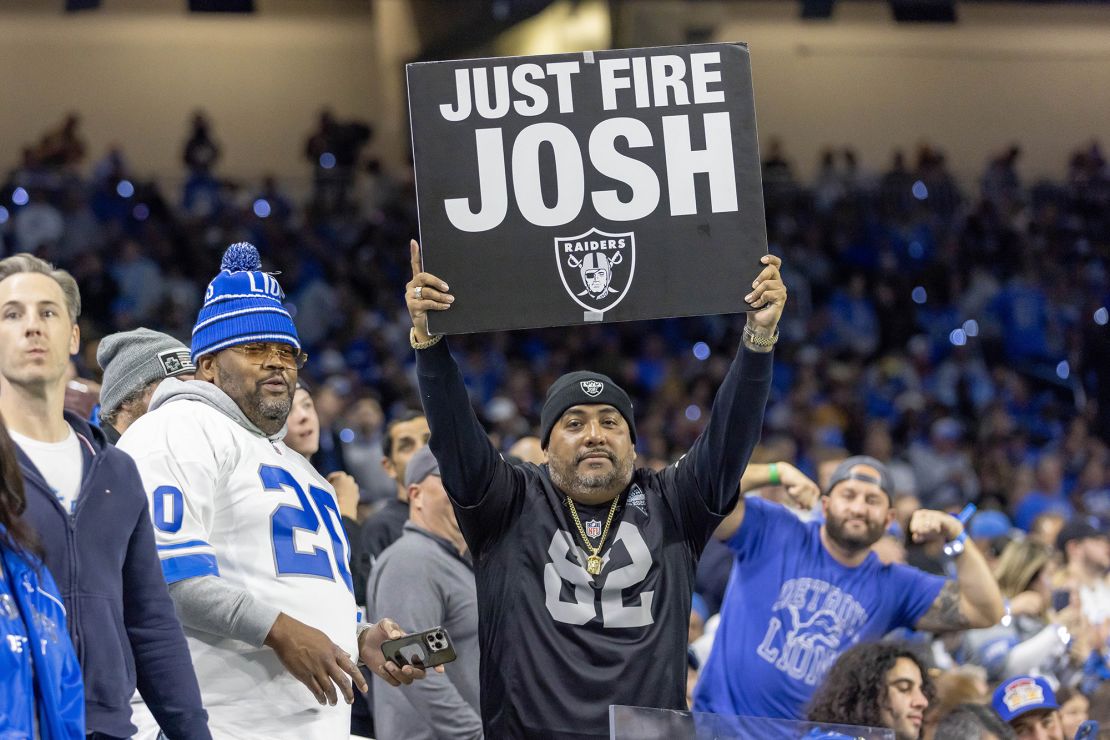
98, 329, 196, 418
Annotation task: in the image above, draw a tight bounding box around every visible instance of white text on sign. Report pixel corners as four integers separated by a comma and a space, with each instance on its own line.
438, 52, 737, 233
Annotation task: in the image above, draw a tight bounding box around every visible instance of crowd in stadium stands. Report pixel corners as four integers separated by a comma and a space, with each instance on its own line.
1, 110, 1108, 739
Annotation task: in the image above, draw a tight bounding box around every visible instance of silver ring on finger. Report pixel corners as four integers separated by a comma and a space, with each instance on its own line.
414, 286, 423, 300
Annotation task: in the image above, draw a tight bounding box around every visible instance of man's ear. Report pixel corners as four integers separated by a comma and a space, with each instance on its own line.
382, 456, 397, 481
69, 322, 80, 356
195, 354, 217, 382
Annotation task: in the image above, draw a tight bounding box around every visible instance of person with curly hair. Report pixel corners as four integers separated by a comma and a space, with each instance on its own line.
807, 641, 934, 740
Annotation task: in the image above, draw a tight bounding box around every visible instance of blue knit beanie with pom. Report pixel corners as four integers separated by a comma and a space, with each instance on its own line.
191, 242, 300, 360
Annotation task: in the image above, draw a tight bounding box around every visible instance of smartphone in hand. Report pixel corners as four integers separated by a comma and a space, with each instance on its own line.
381, 626, 457, 669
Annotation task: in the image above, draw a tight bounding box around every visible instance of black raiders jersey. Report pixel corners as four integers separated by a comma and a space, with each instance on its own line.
416, 339, 772, 739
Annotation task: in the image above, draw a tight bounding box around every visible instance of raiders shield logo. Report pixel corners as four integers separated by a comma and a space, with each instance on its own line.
580, 379, 604, 397
585, 519, 602, 539
554, 228, 636, 317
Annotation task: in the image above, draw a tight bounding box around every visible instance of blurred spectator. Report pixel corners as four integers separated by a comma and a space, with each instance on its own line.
182, 111, 220, 176
367, 446, 481, 740
1055, 518, 1110, 627
931, 703, 1015, 740
307, 377, 350, 475
761, 136, 795, 197
967, 510, 1014, 565
353, 410, 429, 606
981, 144, 1023, 210
507, 435, 545, 465
921, 669, 990, 740
1083, 682, 1109, 736
873, 530, 908, 565
1014, 453, 1074, 533
182, 111, 222, 218
304, 108, 371, 215
37, 113, 86, 170
909, 418, 980, 508
337, 397, 397, 510
110, 238, 165, 325
959, 540, 1079, 684
1029, 512, 1068, 550
283, 380, 361, 535
1053, 686, 1089, 740
13, 188, 64, 252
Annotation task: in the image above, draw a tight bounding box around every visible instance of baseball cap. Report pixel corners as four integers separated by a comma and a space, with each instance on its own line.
1056, 516, 1108, 553
404, 445, 440, 488
969, 510, 1013, 540
824, 456, 894, 501
992, 676, 1058, 723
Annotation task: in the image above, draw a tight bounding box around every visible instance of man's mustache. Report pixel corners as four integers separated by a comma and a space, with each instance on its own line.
576, 449, 615, 464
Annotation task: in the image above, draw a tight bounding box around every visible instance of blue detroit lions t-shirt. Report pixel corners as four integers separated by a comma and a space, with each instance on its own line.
693, 497, 946, 720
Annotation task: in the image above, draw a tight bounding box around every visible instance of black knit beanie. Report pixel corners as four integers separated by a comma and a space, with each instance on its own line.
539, 371, 636, 448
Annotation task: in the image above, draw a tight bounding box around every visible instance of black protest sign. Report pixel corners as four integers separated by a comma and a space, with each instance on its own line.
407, 42, 767, 335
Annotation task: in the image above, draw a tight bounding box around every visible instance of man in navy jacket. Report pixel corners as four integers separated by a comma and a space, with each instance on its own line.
0, 254, 209, 740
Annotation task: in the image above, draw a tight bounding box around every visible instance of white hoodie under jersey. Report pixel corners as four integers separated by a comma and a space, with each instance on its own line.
119, 378, 358, 740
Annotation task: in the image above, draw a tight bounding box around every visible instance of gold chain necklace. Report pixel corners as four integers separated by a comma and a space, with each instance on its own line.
565, 494, 620, 576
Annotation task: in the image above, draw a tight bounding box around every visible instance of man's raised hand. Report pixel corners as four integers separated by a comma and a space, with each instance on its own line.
407, 239, 454, 342
744, 254, 787, 332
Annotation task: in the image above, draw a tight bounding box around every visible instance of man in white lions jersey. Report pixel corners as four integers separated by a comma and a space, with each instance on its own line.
119, 243, 425, 739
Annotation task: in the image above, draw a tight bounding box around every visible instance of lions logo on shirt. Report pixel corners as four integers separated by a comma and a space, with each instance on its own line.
755, 578, 869, 686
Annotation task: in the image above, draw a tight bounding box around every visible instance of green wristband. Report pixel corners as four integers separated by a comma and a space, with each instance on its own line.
769, 462, 781, 486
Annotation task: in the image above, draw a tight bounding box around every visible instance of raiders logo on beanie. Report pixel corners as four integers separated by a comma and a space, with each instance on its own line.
539, 371, 636, 448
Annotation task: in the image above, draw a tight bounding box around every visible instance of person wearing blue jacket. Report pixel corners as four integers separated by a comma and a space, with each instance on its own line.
1, 415, 85, 739
0, 254, 210, 740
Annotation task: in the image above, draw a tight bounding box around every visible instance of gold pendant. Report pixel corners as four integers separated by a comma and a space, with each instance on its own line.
586, 555, 602, 575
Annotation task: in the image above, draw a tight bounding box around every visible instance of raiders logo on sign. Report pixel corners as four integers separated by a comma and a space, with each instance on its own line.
580, 379, 604, 397
555, 228, 636, 320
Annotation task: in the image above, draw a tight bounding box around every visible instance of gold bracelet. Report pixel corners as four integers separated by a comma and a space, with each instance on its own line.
743, 324, 779, 350
410, 327, 443, 350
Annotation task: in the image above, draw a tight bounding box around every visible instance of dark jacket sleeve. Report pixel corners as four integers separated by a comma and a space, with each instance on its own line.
669, 346, 773, 545
119, 461, 211, 740
353, 513, 399, 607
341, 515, 360, 568
415, 339, 525, 554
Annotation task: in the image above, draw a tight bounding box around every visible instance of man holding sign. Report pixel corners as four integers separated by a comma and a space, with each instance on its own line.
405, 239, 785, 738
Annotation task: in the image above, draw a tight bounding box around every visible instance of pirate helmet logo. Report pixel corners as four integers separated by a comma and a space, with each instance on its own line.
554, 228, 636, 317
580, 379, 604, 397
